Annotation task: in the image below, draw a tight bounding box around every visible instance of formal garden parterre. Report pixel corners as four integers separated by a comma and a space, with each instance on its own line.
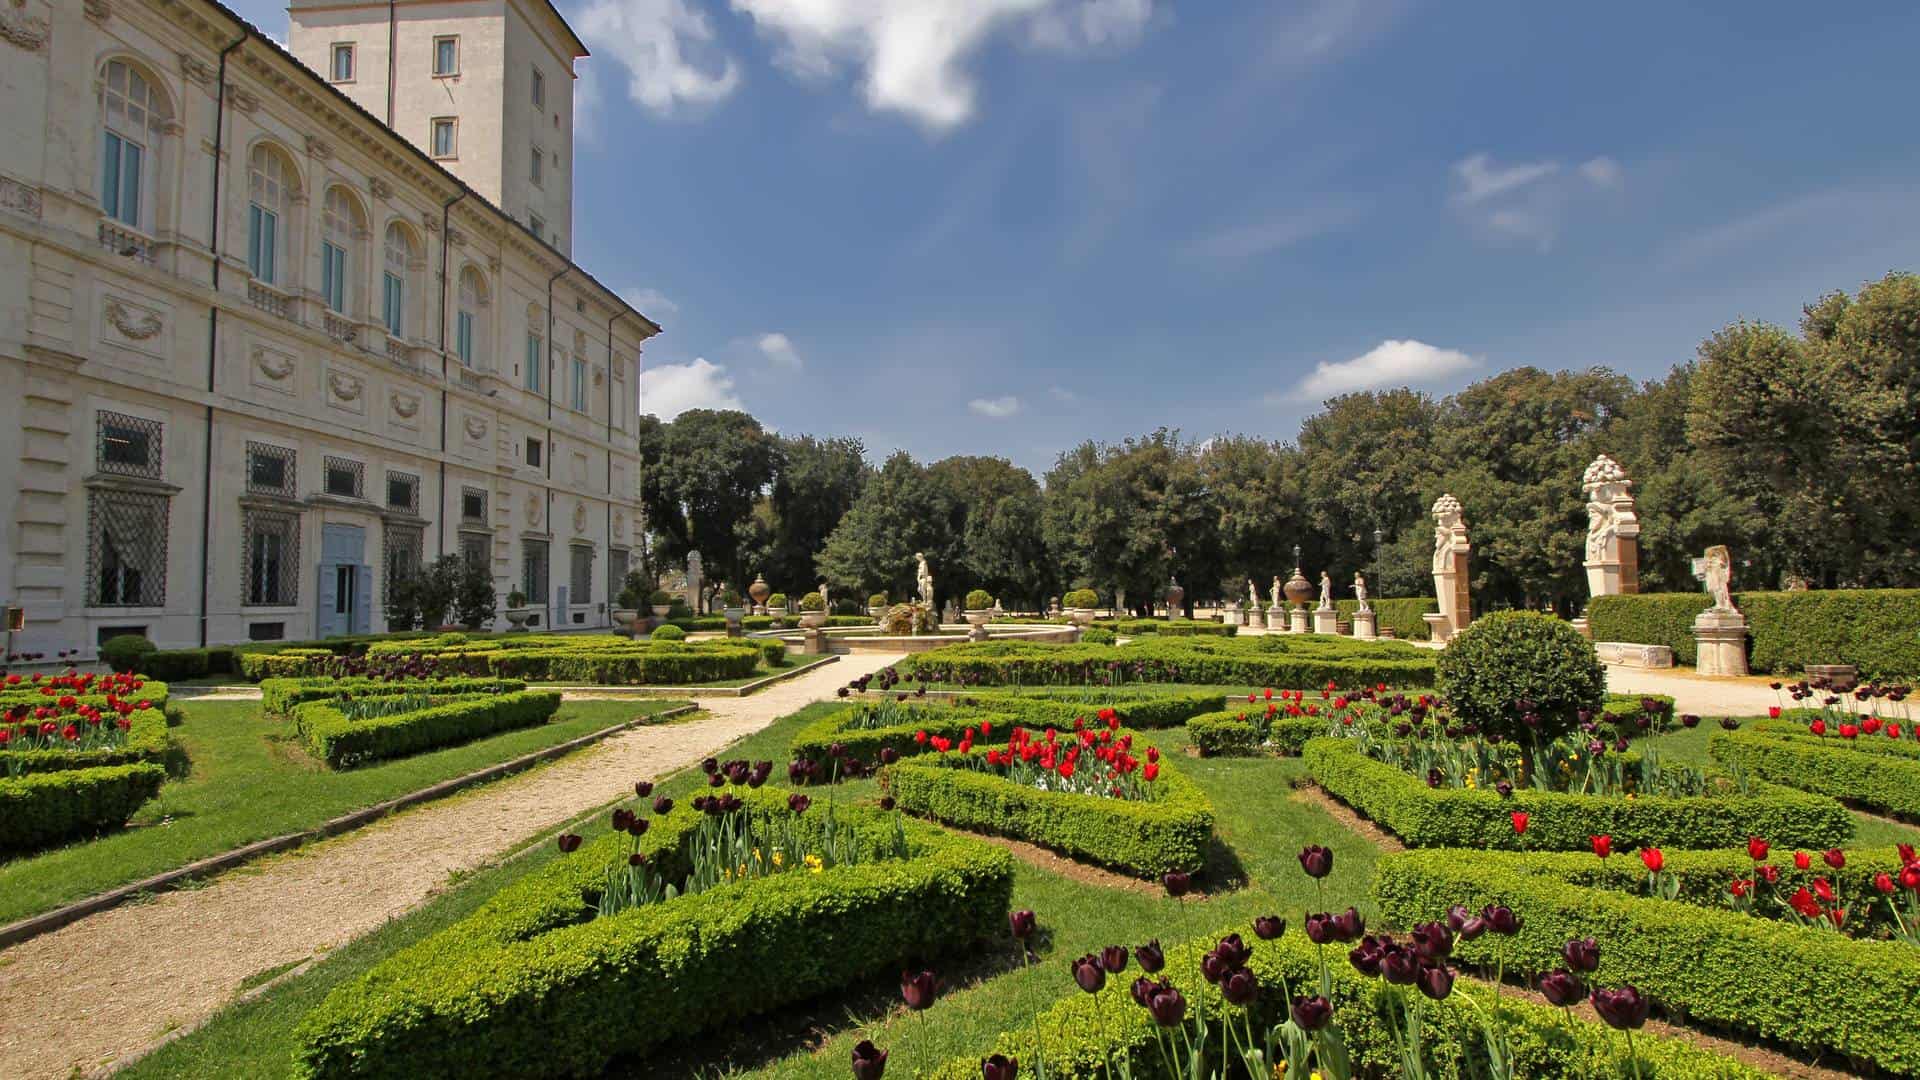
1, 671, 178, 853
896, 635, 1438, 690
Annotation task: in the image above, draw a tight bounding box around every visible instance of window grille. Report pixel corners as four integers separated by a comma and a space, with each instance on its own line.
242, 508, 300, 606
324, 455, 364, 498
383, 522, 423, 602
87, 490, 168, 606
569, 544, 593, 603
522, 540, 549, 603
246, 441, 296, 496
386, 470, 420, 513
461, 485, 487, 522
96, 410, 162, 478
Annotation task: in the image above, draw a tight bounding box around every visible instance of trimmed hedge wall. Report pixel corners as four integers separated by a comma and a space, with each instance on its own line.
260, 676, 528, 718
887, 752, 1214, 877
791, 690, 1224, 765
1588, 589, 1920, 676
292, 787, 1015, 1078
0, 762, 168, 853
1304, 736, 1853, 850
292, 690, 561, 768
1372, 848, 1920, 1074
361, 636, 774, 684
1335, 596, 1439, 640
0, 706, 176, 777
1094, 618, 1237, 637
1711, 719, 1920, 819
930, 926, 1770, 1080
897, 637, 1436, 690
237, 649, 338, 681
1188, 692, 1670, 758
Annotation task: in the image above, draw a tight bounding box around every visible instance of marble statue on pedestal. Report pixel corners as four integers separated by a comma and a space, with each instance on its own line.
1427, 494, 1472, 643
818, 581, 830, 612
1247, 579, 1259, 610
1693, 545, 1736, 613
1690, 544, 1747, 676
1582, 454, 1641, 599
1317, 571, 1333, 611
1269, 576, 1283, 610
915, 552, 934, 608
1353, 574, 1370, 613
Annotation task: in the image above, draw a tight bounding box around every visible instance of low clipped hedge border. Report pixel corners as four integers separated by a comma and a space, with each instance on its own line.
897, 638, 1436, 690
260, 676, 529, 718
362, 639, 775, 684
1372, 848, 1920, 1074
1587, 589, 1920, 677
292, 787, 1015, 1078
1092, 618, 1237, 637
0, 762, 168, 853
790, 690, 1224, 766
930, 926, 1769, 1080
0, 706, 175, 776
292, 690, 561, 768
886, 752, 1214, 877
1191, 693, 1673, 758
1304, 736, 1853, 850
1711, 720, 1920, 820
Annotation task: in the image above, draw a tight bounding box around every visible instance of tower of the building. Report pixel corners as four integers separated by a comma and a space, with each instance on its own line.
287, 0, 585, 256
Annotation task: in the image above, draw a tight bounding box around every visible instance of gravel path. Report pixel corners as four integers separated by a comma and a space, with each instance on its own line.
1602, 663, 1890, 718
0, 653, 897, 1080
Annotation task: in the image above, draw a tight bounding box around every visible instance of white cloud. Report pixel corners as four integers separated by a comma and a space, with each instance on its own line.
1294, 340, 1477, 400
1449, 152, 1624, 250
968, 395, 1024, 418
1047, 386, 1080, 405
756, 331, 803, 370
1451, 153, 1560, 206
730, 0, 1153, 132
1578, 156, 1623, 189
1183, 200, 1363, 261
639, 357, 742, 418
577, 0, 742, 116
620, 286, 679, 318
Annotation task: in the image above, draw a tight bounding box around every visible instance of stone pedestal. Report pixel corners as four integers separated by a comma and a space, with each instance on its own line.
1570, 617, 1591, 639
1352, 611, 1377, 639
967, 623, 990, 642
1312, 608, 1339, 635
1423, 612, 1453, 644
801, 628, 830, 655
1265, 607, 1285, 631
1223, 601, 1240, 626
1289, 607, 1309, 634
1691, 610, 1749, 677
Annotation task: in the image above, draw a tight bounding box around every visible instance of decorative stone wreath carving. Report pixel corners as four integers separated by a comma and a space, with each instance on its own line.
105, 299, 163, 340
464, 415, 488, 441
0, 175, 41, 217
572, 500, 587, 535
390, 391, 420, 419
328, 371, 363, 401
525, 492, 542, 526
253, 346, 294, 381
2, 0, 51, 50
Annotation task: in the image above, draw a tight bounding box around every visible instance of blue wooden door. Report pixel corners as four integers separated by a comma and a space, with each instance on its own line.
317, 524, 366, 637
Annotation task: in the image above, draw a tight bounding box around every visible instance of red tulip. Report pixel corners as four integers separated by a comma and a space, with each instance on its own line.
1639, 848, 1664, 874
1823, 848, 1845, 870
1591, 834, 1612, 859
1793, 851, 1811, 870
1747, 837, 1769, 862
1874, 872, 1896, 895
1770, 706, 1784, 719
1510, 812, 1529, 835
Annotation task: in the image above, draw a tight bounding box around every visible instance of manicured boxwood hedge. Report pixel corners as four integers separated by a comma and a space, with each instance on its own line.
1304, 736, 1852, 850
292, 690, 561, 768
886, 752, 1214, 877
1711, 718, 1920, 819
929, 925, 1770, 1080
1093, 618, 1237, 637
0, 762, 169, 853
1334, 596, 1439, 640
259, 676, 528, 718
791, 690, 1224, 765
361, 635, 775, 684
1372, 848, 1920, 1074
1588, 588, 1920, 676
237, 648, 338, 681
897, 637, 1436, 690
1188, 692, 1671, 758
291, 787, 1015, 1078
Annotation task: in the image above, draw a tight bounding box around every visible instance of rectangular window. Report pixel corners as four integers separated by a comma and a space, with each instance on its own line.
245, 441, 295, 495
321, 241, 347, 312
525, 437, 542, 468
455, 311, 474, 367
460, 485, 486, 523
100, 131, 143, 229
246, 621, 285, 642
87, 490, 168, 606
531, 145, 543, 186
386, 470, 419, 513
531, 67, 545, 107
383, 522, 423, 602
525, 332, 543, 392
323, 456, 363, 498
433, 36, 458, 76
247, 205, 277, 283
330, 43, 355, 82
97, 410, 162, 478
570, 357, 587, 411
607, 548, 629, 611
459, 530, 489, 566
383, 271, 404, 336
430, 117, 456, 158
522, 540, 549, 605
569, 545, 593, 604
528, 213, 544, 243
242, 509, 300, 606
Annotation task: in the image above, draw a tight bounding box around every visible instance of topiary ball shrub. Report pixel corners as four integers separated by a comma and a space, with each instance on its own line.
965, 589, 995, 611
99, 634, 158, 673
650, 624, 687, 641
1437, 611, 1604, 742
1063, 588, 1099, 609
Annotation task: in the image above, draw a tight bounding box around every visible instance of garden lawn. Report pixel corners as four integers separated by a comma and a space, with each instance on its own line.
118, 703, 1384, 1080
0, 698, 686, 925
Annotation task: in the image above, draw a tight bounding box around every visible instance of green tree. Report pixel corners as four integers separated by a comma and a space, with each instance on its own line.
1295, 389, 1442, 589
815, 451, 961, 603
927, 456, 1051, 608
639, 409, 781, 593
755, 435, 870, 592
1196, 435, 1302, 597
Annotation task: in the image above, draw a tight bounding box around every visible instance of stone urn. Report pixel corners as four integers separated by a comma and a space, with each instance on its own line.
868, 604, 888, 625
611, 607, 639, 628
1066, 607, 1096, 627
748, 575, 772, 613
1164, 579, 1185, 618
651, 603, 672, 618
798, 605, 828, 630
503, 608, 533, 631
964, 608, 993, 628
1283, 568, 1313, 609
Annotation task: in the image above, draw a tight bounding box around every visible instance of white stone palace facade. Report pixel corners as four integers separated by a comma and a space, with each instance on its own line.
0, 0, 659, 653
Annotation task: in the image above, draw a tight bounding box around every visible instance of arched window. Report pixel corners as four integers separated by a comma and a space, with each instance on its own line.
382, 222, 417, 337
246, 145, 295, 285
100, 60, 170, 229
320, 187, 365, 315
456, 266, 487, 368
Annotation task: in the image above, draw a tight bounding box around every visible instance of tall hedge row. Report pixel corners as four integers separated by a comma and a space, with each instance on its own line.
1334, 596, 1439, 639
1710, 720, 1920, 819
1587, 589, 1920, 676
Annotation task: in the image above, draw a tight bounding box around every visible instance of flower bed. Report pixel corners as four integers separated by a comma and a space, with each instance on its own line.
359, 634, 776, 684
886, 722, 1213, 877
792, 689, 1224, 766
896, 636, 1436, 690
1711, 716, 1920, 820
1190, 691, 1678, 758
290, 689, 562, 768
259, 675, 529, 718
291, 786, 1015, 1079
0, 671, 174, 851
1304, 736, 1853, 850
1372, 847, 1920, 1073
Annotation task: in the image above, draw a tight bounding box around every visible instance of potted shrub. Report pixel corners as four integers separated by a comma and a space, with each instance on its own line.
867, 592, 888, 623
648, 588, 673, 618
721, 589, 746, 631
503, 589, 533, 631
1063, 588, 1099, 627
767, 592, 789, 617
611, 575, 642, 628
797, 591, 828, 629
964, 589, 996, 628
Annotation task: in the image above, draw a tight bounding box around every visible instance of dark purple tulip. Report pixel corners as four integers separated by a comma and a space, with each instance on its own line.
706, 772, 725, 788
1720, 717, 1740, 731
634, 780, 654, 798
1146, 982, 1187, 1026
879, 796, 896, 811
1348, 938, 1382, 977
628, 851, 647, 867
1298, 845, 1334, 879
1495, 780, 1514, 798
1410, 921, 1452, 961
1215, 933, 1251, 967
1417, 962, 1455, 1000
1304, 913, 1336, 945
1680, 714, 1699, 728
1381, 945, 1420, 985
851, 1039, 888, 1080
555, 833, 582, 853
1072, 953, 1106, 993
1162, 871, 1192, 897
701, 757, 718, 775
611, 808, 634, 832
1009, 909, 1036, 940
1253, 915, 1286, 940
1444, 904, 1474, 932
1480, 904, 1521, 936
1200, 950, 1230, 983
652, 795, 674, 815
1100, 945, 1129, 974
901, 970, 937, 1011
830, 742, 848, 759
980, 1054, 1018, 1080
789, 793, 812, 815
724, 760, 750, 784
1222, 968, 1259, 1006
1590, 985, 1650, 1030
789, 758, 816, 783
1331, 907, 1366, 942
748, 761, 772, 788
1130, 976, 1156, 1007
879, 747, 900, 765
1562, 937, 1600, 973
1614, 736, 1631, 752
1426, 768, 1444, 788
1539, 968, 1585, 1007
1134, 940, 1165, 973
626, 817, 649, 837
1290, 995, 1333, 1031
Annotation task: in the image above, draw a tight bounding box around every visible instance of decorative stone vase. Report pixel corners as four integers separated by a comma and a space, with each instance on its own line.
503, 607, 532, 631
869, 604, 888, 626
612, 607, 639, 627
651, 604, 672, 618
1164, 580, 1185, 617
723, 605, 746, 638
1283, 569, 1313, 608
964, 608, 993, 628
799, 610, 828, 629
748, 575, 772, 609
1066, 607, 1096, 627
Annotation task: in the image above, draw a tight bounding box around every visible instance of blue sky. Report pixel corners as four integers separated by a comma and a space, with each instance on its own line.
240, 0, 1920, 475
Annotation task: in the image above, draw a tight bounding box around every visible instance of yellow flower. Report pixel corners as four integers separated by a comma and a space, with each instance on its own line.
772, 849, 786, 868
805, 854, 824, 873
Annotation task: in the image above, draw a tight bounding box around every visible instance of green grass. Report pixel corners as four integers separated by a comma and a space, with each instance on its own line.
0, 698, 686, 925
119, 702, 1384, 1080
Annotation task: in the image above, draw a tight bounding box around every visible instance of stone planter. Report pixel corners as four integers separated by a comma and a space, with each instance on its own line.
869, 605, 888, 626
964, 609, 993, 628
503, 608, 532, 631
1066, 607, 1096, 627
612, 607, 638, 624
798, 610, 828, 629
651, 604, 673, 618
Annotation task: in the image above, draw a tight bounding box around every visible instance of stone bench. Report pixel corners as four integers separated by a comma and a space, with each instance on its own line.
1595, 641, 1674, 668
